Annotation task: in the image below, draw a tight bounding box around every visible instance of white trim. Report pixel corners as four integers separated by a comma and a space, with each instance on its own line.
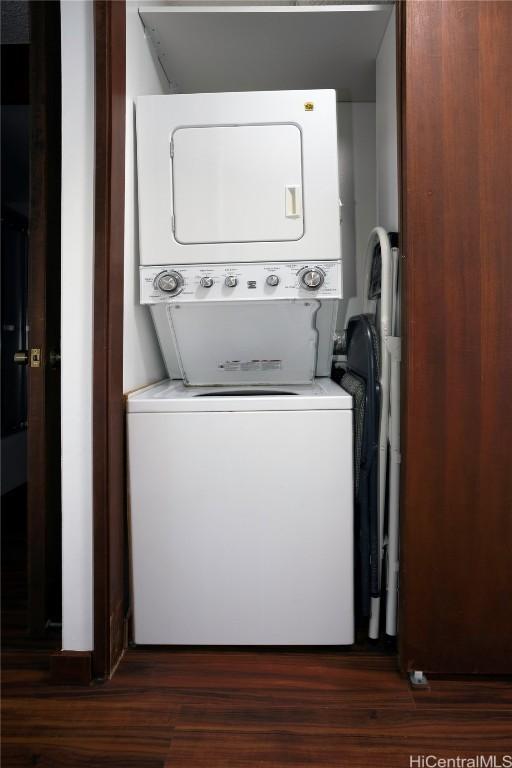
60, 0, 95, 652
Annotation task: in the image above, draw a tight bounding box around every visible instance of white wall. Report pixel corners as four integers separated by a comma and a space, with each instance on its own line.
337, 8, 398, 333
337, 102, 377, 330
376, 7, 398, 233
60, 0, 95, 651
123, 2, 168, 393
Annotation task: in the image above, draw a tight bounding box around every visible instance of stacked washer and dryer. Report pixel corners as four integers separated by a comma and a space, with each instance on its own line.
128, 90, 354, 645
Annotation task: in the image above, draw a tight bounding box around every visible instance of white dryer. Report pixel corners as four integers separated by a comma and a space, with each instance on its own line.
127, 379, 354, 645
136, 89, 341, 266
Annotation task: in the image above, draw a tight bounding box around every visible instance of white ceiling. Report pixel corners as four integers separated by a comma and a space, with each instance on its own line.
139, 4, 394, 101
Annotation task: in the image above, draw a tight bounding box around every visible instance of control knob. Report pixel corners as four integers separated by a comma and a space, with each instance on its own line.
155, 270, 184, 295
266, 274, 279, 287
225, 275, 238, 288
200, 276, 213, 288
299, 267, 325, 290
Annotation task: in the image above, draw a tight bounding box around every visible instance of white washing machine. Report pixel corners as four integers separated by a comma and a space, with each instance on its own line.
127, 378, 354, 645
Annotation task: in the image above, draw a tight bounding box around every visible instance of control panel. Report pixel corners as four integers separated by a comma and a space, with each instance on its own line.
140, 261, 341, 304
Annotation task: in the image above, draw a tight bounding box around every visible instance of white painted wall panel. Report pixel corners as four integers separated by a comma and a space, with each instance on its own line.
376, 7, 398, 233
60, 0, 94, 651
123, 0, 167, 393
337, 102, 376, 329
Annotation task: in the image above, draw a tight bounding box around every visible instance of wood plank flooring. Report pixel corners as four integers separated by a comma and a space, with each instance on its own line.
2, 647, 511, 767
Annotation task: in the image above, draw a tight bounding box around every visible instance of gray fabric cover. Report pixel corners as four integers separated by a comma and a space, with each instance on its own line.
369, 320, 380, 378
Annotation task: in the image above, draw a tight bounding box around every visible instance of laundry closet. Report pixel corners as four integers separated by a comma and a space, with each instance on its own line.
124, 0, 398, 648
122, 1, 512, 675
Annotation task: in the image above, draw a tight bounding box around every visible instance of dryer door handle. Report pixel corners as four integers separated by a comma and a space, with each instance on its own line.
285, 185, 302, 218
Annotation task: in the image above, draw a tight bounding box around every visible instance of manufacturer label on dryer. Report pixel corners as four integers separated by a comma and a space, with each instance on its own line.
219, 359, 283, 372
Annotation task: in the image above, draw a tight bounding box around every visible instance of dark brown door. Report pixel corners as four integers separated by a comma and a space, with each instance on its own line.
399, 1, 512, 673
26, 1, 62, 636
1, 37, 30, 642
1, 1, 61, 641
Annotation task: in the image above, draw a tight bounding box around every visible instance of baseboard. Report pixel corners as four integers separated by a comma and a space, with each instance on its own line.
50, 650, 93, 685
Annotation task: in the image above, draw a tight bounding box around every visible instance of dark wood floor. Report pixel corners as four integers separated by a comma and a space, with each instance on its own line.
2, 645, 511, 767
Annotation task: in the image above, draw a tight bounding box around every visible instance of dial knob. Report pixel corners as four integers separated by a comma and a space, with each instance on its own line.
200, 276, 213, 288
266, 274, 279, 287
300, 267, 325, 290
225, 275, 238, 288
155, 270, 183, 294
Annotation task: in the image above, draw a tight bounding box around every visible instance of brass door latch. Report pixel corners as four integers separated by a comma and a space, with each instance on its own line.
13, 348, 42, 367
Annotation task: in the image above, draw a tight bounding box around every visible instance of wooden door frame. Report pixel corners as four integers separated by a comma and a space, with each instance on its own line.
91, 0, 127, 681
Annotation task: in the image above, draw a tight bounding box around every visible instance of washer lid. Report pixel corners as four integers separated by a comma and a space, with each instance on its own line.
126, 378, 353, 413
